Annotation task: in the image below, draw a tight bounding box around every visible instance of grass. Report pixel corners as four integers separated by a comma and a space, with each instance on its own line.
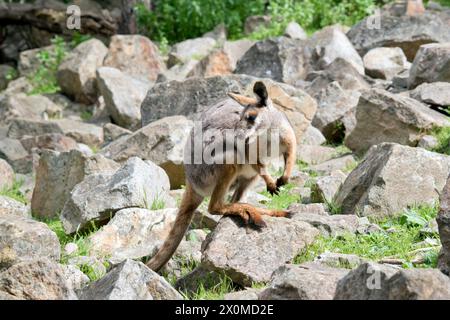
0, 178, 27, 204
259, 183, 300, 210
294, 203, 441, 269
430, 126, 450, 155
80, 110, 93, 121
186, 273, 237, 300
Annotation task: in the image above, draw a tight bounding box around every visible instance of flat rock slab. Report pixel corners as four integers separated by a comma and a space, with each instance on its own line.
201, 216, 319, 286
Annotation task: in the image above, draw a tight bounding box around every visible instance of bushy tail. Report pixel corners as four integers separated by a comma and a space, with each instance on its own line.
146, 183, 203, 272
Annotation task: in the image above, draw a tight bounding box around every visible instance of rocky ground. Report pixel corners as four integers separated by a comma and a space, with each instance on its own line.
1, 1, 450, 300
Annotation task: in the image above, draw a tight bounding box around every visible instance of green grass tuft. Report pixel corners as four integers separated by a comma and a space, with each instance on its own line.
0, 178, 27, 204
260, 183, 301, 210
430, 126, 450, 155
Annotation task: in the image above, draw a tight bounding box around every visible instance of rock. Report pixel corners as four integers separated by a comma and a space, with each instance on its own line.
235, 37, 308, 85
392, 69, 411, 89
101, 116, 193, 189
284, 22, 308, 40
64, 243, 78, 256
408, 43, 450, 88
299, 125, 326, 146
438, 175, 450, 275
0, 94, 62, 125
0, 196, 29, 218
312, 81, 359, 141
192, 209, 221, 230
103, 123, 131, 144
223, 40, 255, 70
296, 145, 336, 165
410, 82, 450, 107
168, 37, 217, 66
175, 265, 223, 294
96, 67, 150, 130
3, 77, 32, 95
307, 26, 364, 75
335, 143, 450, 217
315, 252, 365, 269
201, 216, 319, 286
20, 133, 78, 154
0, 138, 31, 174
187, 49, 233, 78
0, 159, 14, 190
32, 149, 119, 218
0, 259, 77, 300
335, 262, 450, 299
156, 60, 198, 83
244, 15, 272, 35
18, 45, 53, 77
309, 155, 356, 175
203, 23, 227, 43
345, 89, 449, 154
61, 157, 170, 233
88, 208, 178, 264
291, 212, 360, 237
259, 263, 348, 300
334, 262, 400, 300
311, 171, 347, 204
57, 39, 108, 104
103, 35, 165, 84
363, 47, 410, 80
347, 12, 450, 61
0, 215, 60, 270
141, 75, 316, 143
53, 119, 104, 146
288, 203, 329, 216
0, 65, 16, 91
61, 264, 89, 291
79, 259, 182, 300
224, 288, 262, 300
7, 119, 63, 140
417, 135, 439, 150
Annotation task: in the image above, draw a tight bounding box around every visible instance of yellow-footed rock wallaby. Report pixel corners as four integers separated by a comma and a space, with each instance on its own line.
147, 81, 297, 271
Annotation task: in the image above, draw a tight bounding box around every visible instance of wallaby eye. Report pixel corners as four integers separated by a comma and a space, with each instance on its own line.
246, 114, 257, 122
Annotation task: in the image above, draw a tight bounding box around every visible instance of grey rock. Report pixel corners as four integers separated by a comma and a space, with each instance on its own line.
57, 39, 108, 103
311, 170, 347, 204
96, 67, 150, 130
79, 259, 182, 300
20, 133, 78, 154
101, 116, 193, 189
0, 215, 60, 270
0, 138, 31, 174
408, 43, 450, 89
7, 119, 63, 139
223, 40, 255, 70
297, 145, 336, 165
32, 149, 119, 218
103, 123, 131, 144
417, 135, 439, 150
309, 155, 357, 175
175, 265, 223, 295
18, 46, 53, 77
61, 157, 170, 233
288, 203, 329, 216
284, 22, 308, 40
335, 143, 450, 217
291, 212, 360, 237
0, 159, 14, 190
61, 264, 90, 291
437, 174, 450, 275
52, 119, 104, 147
168, 37, 217, 66
201, 216, 319, 286
300, 125, 327, 146
315, 252, 366, 269
363, 47, 410, 80
225, 288, 262, 300
0, 196, 29, 218
345, 89, 449, 154
410, 82, 450, 106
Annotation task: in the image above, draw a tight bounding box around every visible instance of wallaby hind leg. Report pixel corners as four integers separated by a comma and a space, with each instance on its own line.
146, 182, 203, 271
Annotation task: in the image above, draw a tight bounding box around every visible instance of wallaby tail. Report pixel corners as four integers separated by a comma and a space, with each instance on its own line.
146, 182, 204, 272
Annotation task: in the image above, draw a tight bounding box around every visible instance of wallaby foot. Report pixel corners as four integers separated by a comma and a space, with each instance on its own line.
209, 203, 267, 227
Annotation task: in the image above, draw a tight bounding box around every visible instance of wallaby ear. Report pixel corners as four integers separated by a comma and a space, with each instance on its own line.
228, 92, 258, 106
253, 81, 268, 106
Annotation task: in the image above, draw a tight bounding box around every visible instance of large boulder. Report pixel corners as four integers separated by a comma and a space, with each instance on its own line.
20, 133, 78, 154
408, 43, 450, 89
259, 263, 348, 300
101, 116, 193, 189
346, 12, 450, 61
79, 259, 182, 300
141, 75, 317, 143
52, 119, 104, 147
363, 47, 410, 80
0, 159, 14, 190
187, 49, 233, 78
57, 39, 108, 103
344, 89, 449, 154
437, 175, 450, 275
0, 215, 60, 270
306, 26, 364, 75
335, 143, 450, 217
168, 37, 217, 66
103, 35, 165, 83
234, 37, 308, 85
88, 208, 178, 264
201, 216, 319, 286
0, 138, 31, 174
291, 211, 362, 237
7, 119, 63, 140
223, 40, 255, 70
61, 157, 170, 233
0, 259, 77, 300
96, 67, 150, 130
0, 196, 29, 218
31, 149, 119, 218
334, 262, 450, 300
410, 82, 450, 107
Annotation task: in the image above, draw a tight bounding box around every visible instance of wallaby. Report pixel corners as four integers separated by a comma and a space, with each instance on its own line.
147, 81, 297, 271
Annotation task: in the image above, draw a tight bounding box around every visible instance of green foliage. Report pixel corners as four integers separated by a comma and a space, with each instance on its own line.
69, 32, 92, 48
80, 110, 93, 121
260, 183, 300, 210
186, 273, 237, 300
28, 36, 67, 95
295, 203, 440, 268
5, 68, 18, 81
430, 126, 450, 155
0, 178, 27, 204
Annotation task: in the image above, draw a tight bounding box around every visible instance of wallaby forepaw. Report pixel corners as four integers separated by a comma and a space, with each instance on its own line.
276, 177, 288, 189
267, 183, 280, 196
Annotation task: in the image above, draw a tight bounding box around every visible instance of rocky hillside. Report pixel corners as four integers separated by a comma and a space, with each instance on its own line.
1, 0, 450, 300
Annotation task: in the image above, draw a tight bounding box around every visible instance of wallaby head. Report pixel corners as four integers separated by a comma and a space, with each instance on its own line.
228, 81, 272, 139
